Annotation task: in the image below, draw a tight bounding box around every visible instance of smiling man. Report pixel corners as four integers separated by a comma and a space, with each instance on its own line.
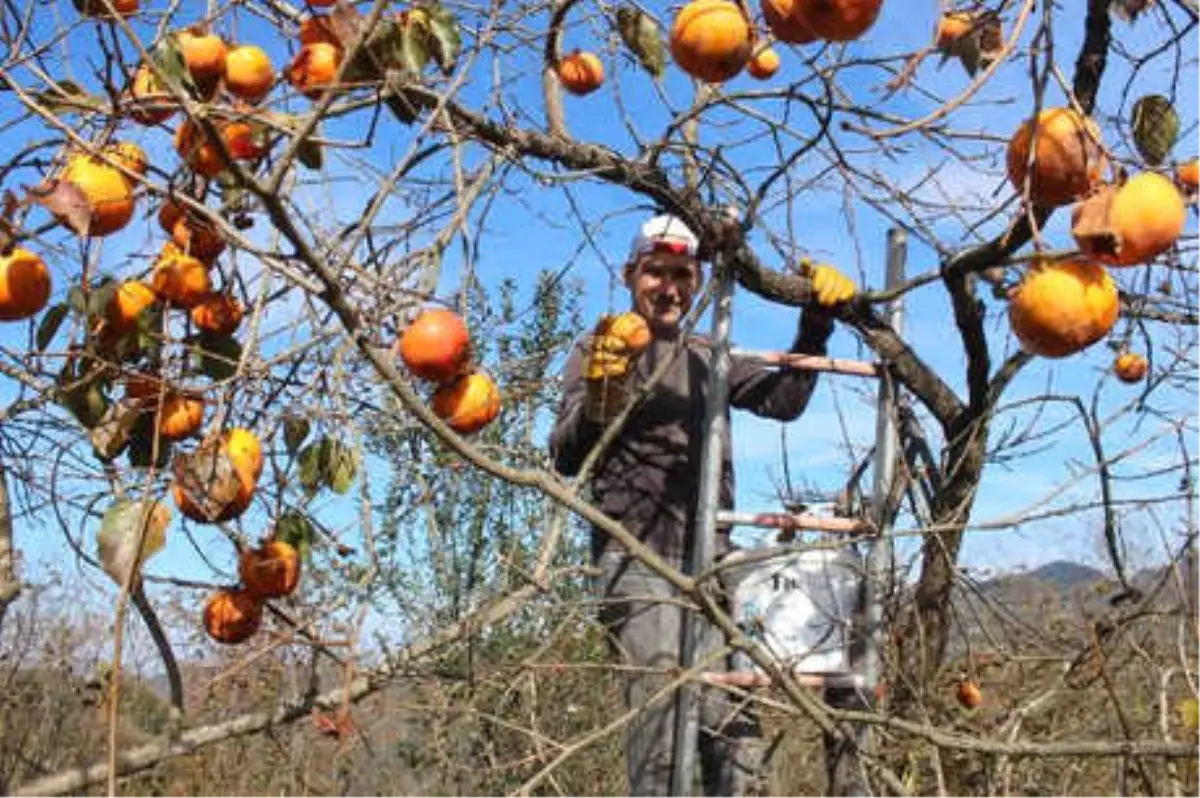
550, 213, 855, 796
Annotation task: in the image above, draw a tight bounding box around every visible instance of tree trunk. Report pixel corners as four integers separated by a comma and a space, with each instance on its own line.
896, 413, 990, 698
0, 464, 18, 636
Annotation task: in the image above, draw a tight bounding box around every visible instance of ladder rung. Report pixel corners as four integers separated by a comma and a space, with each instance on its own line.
730, 348, 879, 378
704, 671, 865, 689
716, 510, 871, 534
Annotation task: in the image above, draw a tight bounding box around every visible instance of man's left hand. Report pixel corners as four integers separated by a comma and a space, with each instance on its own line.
806, 262, 856, 307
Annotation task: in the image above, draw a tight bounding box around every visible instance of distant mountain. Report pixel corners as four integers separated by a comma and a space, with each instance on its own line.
1025, 560, 1107, 589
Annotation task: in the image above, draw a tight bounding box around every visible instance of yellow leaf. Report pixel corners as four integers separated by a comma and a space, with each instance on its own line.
97, 499, 170, 587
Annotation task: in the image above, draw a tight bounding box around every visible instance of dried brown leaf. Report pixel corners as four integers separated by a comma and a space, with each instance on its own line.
174, 436, 242, 519
1070, 185, 1121, 259
26, 178, 91, 234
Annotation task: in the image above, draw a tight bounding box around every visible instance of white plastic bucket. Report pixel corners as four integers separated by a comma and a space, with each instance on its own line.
722, 545, 861, 675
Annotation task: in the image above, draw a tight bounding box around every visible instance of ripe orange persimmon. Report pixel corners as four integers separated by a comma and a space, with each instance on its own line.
127, 64, 175, 126
398, 307, 472, 382
287, 42, 343, 100
792, 0, 882, 41
157, 199, 185, 234
60, 156, 136, 237
1008, 259, 1118, 358
1114, 352, 1148, 384
1007, 107, 1107, 207
103, 141, 148, 180
172, 215, 226, 263
747, 47, 781, 79
152, 245, 211, 308
109, 280, 157, 332
203, 588, 262, 644
190, 292, 244, 335
934, 11, 973, 52
158, 392, 205, 440
80, 0, 138, 17
0, 248, 51, 322
174, 428, 262, 523
1177, 159, 1199, 193
299, 15, 340, 45
224, 45, 274, 103
432, 371, 502, 434
761, 0, 817, 44
956, 679, 983, 709
223, 121, 266, 160
1072, 172, 1185, 267
670, 0, 752, 84
174, 119, 228, 178
557, 50, 604, 96
178, 29, 228, 89
239, 540, 301, 599
605, 311, 653, 354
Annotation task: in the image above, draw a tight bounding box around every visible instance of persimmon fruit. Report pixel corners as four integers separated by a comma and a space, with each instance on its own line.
1008, 258, 1118, 358
431, 371, 502, 434
0, 248, 51, 322
398, 307, 472, 383
239, 540, 301, 599
557, 51, 605, 96
670, 0, 752, 84
1007, 107, 1107, 207
203, 588, 262, 644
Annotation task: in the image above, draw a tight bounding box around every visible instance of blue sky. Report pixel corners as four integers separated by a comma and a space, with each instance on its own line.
3, 0, 1198, 639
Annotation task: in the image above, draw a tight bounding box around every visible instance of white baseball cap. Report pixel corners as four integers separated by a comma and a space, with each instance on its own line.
628, 214, 700, 263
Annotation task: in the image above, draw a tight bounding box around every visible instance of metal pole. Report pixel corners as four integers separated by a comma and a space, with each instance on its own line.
863, 228, 906, 688
860, 228, 907, 744
670, 255, 736, 797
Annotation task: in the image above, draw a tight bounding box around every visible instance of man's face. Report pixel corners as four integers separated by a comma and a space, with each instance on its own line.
624, 252, 701, 335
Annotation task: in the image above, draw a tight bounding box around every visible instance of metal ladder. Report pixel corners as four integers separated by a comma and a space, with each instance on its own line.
670, 228, 908, 796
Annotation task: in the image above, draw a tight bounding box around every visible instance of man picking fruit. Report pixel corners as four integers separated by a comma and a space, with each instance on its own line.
550, 213, 855, 796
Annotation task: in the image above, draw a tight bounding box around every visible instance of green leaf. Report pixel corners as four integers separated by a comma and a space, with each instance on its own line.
67, 286, 87, 314
97, 499, 170, 587
385, 86, 420, 125
1131, 94, 1179, 166
126, 412, 173, 469
33, 79, 100, 114
422, 3, 461, 75
36, 304, 69, 351
152, 34, 195, 96
282, 414, 311, 455
135, 300, 164, 360
86, 279, 118, 322
400, 17, 432, 76
276, 510, 314, 563
296, 136, 323, 171
1179, 697, 1199, 731
326, 442, 357, 494
297, 440, 326, 494
615, 6, 665, 79
192, 333, 242, 381
61, 382, 109, 429
90, 400, 142, 462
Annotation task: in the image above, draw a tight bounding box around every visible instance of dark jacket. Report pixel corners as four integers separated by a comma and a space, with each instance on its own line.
550, 313, 833, 567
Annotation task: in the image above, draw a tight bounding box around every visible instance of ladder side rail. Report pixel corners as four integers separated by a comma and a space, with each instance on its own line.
670, 254, 737, 796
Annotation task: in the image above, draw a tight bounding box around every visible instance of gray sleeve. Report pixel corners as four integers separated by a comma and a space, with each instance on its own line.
549, 341, 602, 477
727, 308, 834, 421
